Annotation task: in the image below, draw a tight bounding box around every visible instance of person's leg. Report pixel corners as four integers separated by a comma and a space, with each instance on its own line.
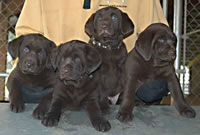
136, 80, 169, 103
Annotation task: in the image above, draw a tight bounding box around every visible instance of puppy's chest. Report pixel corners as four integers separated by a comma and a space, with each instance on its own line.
101, 51, 124, 71
67, 90, 85, 106
20, 71, 55, 88
100, 53, 125, 93
65, 85, 93, 106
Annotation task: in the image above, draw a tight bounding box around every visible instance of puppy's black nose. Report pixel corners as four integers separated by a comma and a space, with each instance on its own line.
59, 68, 69, 80
101, 22, 109, 29
101, 24, 107, 29
64, 68, 69, 73
25, 60, 33, 67
100, 19, 110, 27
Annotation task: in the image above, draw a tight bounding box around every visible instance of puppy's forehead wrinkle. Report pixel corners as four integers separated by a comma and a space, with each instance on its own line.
155, 31, 175, 42
60, 42, 86, 54
148, 26, 175, 41
22, 38, 49, 51
61, 48, 84, 62
21, 43, 46, 53
96, 7, 121, 17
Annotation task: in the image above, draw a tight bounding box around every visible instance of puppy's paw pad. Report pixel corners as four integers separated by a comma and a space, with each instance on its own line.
42, 115, 59, 127
93, 118, 111, 132
180, 107, 196, 118
117, 112, 133, 122
10, 102, 24, 113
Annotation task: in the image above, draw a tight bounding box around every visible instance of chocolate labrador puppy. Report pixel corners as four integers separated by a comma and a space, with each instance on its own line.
41, 40, 111, 132
85, 7, 134, 111
118, 23, 196, 122
6, 34, 56, 118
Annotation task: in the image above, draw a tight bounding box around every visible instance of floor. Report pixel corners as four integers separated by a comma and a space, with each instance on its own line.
0, 103, 199, 135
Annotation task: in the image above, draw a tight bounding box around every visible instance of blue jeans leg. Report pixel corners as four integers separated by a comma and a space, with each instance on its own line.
20, 85, 53, 103
136, 80, 169, 103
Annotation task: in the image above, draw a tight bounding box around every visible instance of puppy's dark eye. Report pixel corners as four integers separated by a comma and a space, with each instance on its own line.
38, 50, 45, 56
75, 57, 81, 63
23, 47, 29, 53
111, 14, 117, 20
168, 39, 176, 44
97, 15, 102, 20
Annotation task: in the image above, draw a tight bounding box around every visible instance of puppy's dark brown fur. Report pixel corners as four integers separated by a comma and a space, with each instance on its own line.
6, 34, 56, 119
118, 23, 196, 122
41, 40, 111, 132
85, 7, 134, 110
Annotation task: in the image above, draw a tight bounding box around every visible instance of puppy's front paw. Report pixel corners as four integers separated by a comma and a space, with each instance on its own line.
32, 105, 48, 120
92, 118, 111, 132
41, 113, 59, 127
117, 111, 133, 122
10, 100, 24, 113
180, 106, 196, 118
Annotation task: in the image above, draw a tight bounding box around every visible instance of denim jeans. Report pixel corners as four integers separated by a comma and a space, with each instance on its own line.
136, 80, 169, 103
20, 80, 168, 104
20, 85, 53, 103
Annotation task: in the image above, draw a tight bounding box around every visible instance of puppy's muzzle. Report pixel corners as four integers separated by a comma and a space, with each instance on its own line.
59, 68, 70, 80
22, 58, 36, 73
168, 50, 176, 60
99, 21, 113, 36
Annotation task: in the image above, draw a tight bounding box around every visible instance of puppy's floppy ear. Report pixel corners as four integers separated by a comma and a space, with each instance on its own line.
84, 45, 102, 74
135, 29, 154, 61
85, 13, 95, 37
48, 40, 57, 49
7, 35, 24, 60
50, 46, 60, 70
46, 40, 57, 69
121, 12, 134, 38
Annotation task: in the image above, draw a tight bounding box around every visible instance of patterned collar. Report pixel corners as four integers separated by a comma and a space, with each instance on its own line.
91, 37, 122, 50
